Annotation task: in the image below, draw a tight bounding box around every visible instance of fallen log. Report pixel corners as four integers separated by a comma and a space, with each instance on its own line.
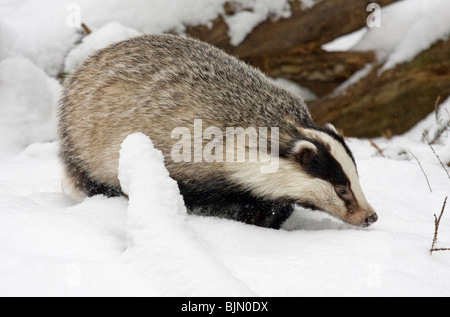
249, 50, 375, 96
187, 0, 400, 59
309, 39, 450, 138
186, 0, 398, 96
187, 0, 447, 138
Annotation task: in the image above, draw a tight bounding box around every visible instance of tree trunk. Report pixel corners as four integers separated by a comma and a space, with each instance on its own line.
249, 50, 375, 97
187, 0, 399, 59
186, 0, 448, 138
309, 39, 450, 138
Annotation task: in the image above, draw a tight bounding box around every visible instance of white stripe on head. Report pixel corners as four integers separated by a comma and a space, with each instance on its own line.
299, 128, 373, 212
223, 127, 376, 226
224, 157, 347, 217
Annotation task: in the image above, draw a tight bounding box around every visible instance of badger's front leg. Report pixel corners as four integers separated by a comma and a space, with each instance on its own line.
183, 189, 294, 229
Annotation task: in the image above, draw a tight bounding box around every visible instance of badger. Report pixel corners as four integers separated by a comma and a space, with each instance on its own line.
58, 34, 377, 229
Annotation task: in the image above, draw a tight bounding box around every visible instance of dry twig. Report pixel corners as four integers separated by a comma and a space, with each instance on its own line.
422, 132, 450, 181
409, 150, 432, 193
434, 95, 442, 114
81, 23, 92, 35
431, 196, 449, 255
369, 139, 384, 157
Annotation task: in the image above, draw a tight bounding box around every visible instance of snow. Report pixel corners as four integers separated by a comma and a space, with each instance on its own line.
224, 0, 292, 46
1, 135, 449, 296
118, 133, 254, 296
271, 78, 318, 101
0, 57, 60, 158
1, 0, 321, 76
63, 22, 141, 73
352, 0, 450, 71
1, 0, 450, 297
332, 64, 374, 96
0, 0, 79, 77
322, 0, 450, 72
322, 28, 368, 52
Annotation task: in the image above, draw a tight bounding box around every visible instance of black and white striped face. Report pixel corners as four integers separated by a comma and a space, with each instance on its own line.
289, 126, 377, 227
226, 125, 377, 227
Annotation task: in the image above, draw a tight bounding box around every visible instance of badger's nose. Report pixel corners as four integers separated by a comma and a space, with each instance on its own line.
365, 213, 378, 226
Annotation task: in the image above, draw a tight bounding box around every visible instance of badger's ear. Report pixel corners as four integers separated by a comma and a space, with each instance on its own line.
292, 140, 317, 165
324, 123, 338, 134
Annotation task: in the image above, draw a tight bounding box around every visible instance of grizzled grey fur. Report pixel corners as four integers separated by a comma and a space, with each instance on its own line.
58, 34, 377, 229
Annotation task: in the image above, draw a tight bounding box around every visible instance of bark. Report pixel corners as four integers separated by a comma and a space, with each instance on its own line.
249, 50, 375, 96
309, 39, 450, 138
186, 0, 447, 138
187, 0, 399, 59
186, 0, 398, 97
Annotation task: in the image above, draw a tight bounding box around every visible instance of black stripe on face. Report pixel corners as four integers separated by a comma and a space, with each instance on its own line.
305, 123, 356, 165
294, 138, 361, 212
300, 139, 350, 187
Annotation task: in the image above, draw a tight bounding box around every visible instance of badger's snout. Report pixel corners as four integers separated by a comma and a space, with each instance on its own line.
340, 206, 378, 228
360, 213, 378, 227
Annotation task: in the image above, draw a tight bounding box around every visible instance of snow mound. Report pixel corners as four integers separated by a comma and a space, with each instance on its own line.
352, 0, 450, 71
118, 133, 254, 296
0, 0, 78, 77
64, 22, 142, 73
0, 57, 60, 158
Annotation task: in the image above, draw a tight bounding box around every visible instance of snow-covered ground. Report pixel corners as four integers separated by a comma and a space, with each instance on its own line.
1, 0, 449, 296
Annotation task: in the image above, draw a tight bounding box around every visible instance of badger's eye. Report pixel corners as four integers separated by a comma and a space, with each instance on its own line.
335, 185, 349, 197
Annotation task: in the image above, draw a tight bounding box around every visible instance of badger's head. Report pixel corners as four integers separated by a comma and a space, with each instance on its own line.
227, 124, 377, 228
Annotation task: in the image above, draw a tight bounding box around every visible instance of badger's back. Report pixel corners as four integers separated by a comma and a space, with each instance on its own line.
59, 34, 378, 229
58, 34, 311, 199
